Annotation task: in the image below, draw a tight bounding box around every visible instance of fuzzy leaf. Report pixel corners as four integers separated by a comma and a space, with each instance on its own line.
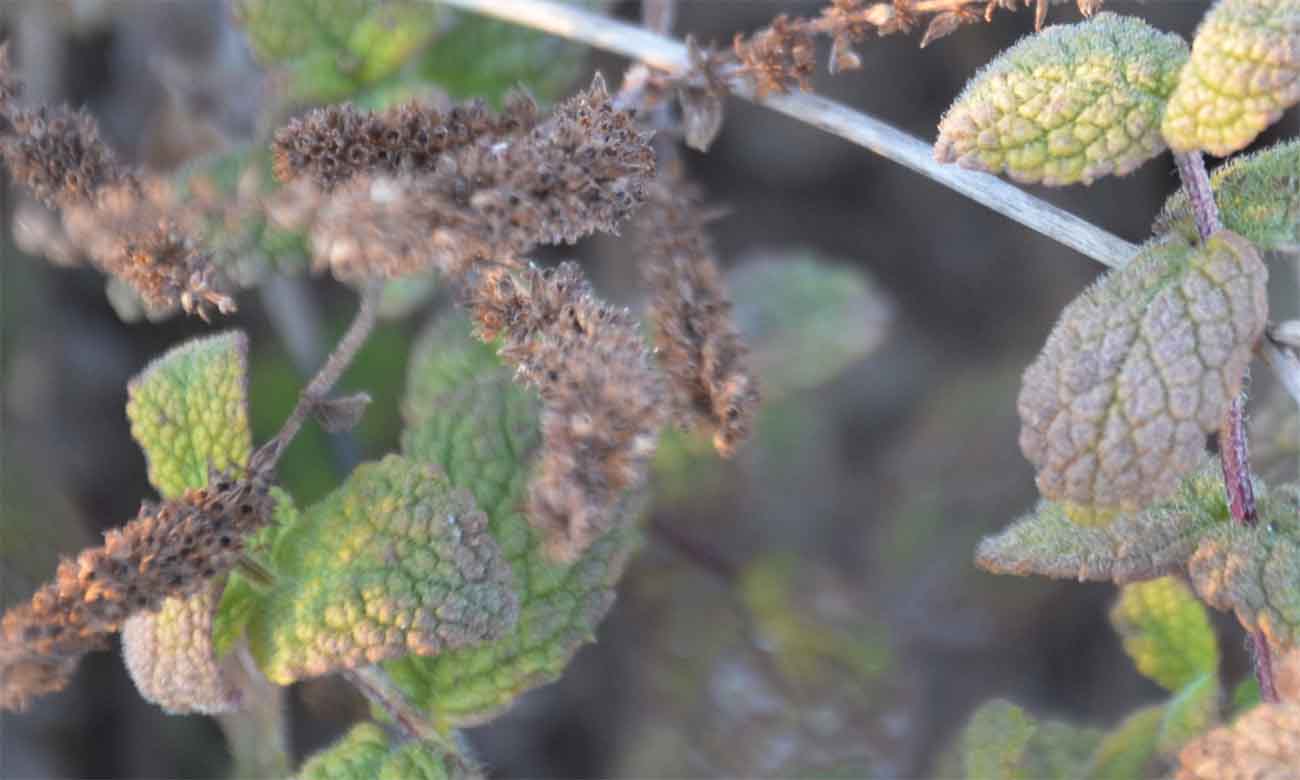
1176, 701, 1300, 779
1018, 233, 1268, 511
935, 13, 1188, 186
245, 455, 518, 684
126, 332, 252, 500
1085, 705, 1164, 780
233, 0, 437, 102
1188, 485, 1300, 651
121, 582, 239, 715
386, 312, 640, 730
961, 699, 1038, 780
727, 253, 892, 401
1156, 139, 1300, 253
297, 722, 469, 780
1163, 0, 1300, 157
1110, 576, 1220, 692
976, 461, 1229, 583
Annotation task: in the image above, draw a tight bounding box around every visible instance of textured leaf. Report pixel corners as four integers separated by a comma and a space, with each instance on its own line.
1176, 701, 1300, 780
1156, 139, 1300, 253
1018, 233, 1268, 511
245, 455, 518, 684
935, 13, 1188, 185
121, 582, 239, 715
1188, 484, 1300, 651
387, 311, 640, 729
1110, 576, 1220, 692
297, 722, 470, 780
961, 699, 1038, 780
976, 461, 1230, 583
126, 331, 252, 500
233, 0, 437, 102
1163, 0, 1300, 157
727, 252, 892, 402
1085, 705, 1164, 780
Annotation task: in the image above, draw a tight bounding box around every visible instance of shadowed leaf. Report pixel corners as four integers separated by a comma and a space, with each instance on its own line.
1085, 705, 1163, 780
958, 699, 1103, 780
297, 722, 475, 780
935, 13, 1187, 186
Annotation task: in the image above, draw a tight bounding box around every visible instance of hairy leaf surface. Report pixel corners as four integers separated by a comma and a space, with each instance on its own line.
1176, 701, 1300, 779
1110, 576, 1220, 692
935, 13, 1188, 185
388, 312, 639, 729
1163, 0, 1300, 156
246, 455, 518, 684
1018, 233, 1267, 511
976, 461, 1229, 583
126, 331, 252, 499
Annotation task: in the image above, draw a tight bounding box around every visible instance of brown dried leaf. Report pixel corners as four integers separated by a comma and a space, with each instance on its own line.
1176, 701, 1300, 780
1018, 232, 1268, 512
310, 391, 371, 433
920, 11, 966, 48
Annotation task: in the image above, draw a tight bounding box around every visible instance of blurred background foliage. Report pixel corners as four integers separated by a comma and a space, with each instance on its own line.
0, 1, 1289, 778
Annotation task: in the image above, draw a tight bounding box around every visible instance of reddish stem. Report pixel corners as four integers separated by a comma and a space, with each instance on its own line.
1175, 150, 1277, 703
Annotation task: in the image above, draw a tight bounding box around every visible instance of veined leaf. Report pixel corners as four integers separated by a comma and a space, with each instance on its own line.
297, 722, 473, 780
976, 461, 1229, 583
1018, 233, 1267, 512
935, 13, 1187, 186
245, 455, 518, 684
387, 311, 640, 730
126, 332, 252, 499
1163, 0, 1300, 156
1110, 576, 1220, 692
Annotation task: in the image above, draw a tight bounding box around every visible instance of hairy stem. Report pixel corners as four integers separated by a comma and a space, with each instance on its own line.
252, 279, 383, 473
343, 665, 457, 750
1175, 150, 1276, 702
432, 0, 1137, 268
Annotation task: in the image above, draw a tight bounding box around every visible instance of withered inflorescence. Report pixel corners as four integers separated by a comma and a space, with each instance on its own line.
0, 472, 274, 711
0, 45, 232, 318
636, 174, 759, 457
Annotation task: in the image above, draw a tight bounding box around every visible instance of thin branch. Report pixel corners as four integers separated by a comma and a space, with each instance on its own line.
432, 0, 1137, 269
343, 665, 458, 752
251, 279, 383, 473
1173, 151, 1223, 239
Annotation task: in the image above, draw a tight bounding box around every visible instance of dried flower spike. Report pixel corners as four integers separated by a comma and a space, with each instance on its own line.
0, 471, 273, 711
637, 175, 759, 457
1, 105, 130, 209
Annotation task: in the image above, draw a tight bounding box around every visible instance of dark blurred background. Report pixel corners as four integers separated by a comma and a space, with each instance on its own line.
2, 1, 1283, 778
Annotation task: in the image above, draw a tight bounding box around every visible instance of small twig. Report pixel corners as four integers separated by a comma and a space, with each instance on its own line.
343, 666, 452, 748
251, 279, 383, 473
432, 0, 1138, 268
1175, 149, 1277, 703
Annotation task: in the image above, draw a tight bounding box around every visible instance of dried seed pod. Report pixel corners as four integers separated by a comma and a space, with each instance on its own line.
1, 105, 131, 208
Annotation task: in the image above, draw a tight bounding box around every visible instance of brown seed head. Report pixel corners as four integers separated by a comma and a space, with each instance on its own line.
1, 105, 130, 209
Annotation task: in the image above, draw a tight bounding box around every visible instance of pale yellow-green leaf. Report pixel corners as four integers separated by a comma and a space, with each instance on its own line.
1163, 0, 1300, 156
975, 461, 1230, 583
297, 722, 473, 780
935, 13, 1188, 186
1084, 705, 1163, 780
121, 582, 238, 715
960, 699, 1038, 780
126, 331, 251, 499
1158, 673, 1221, 757
1018, 233, 1267, 511
246, 455, 519, 684
1110, 576, 1220, 692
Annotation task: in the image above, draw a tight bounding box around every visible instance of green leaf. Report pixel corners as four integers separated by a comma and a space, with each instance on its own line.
935, 13, 1188, 186
297, 722, 469, 780
233, 0, 437, 103
1155, 139, 1300, 253
1018, 233, 1268, 512
1163, 0, 1300, 157
1188, 482, 1300, 651
386, 311, 640, 730
975, 461, 1230, 583
212, 487, 298, 657
1110, 576, 1220, 692
126, 331, 251, 499
960, 700, 1039, 780
1230, 676, 1261, 714
415, 9, 592, 103
726, 252, 892, 402
245, 455, 519, 684
1157, 672, 1220, 756
1085, 705, 1163, 780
